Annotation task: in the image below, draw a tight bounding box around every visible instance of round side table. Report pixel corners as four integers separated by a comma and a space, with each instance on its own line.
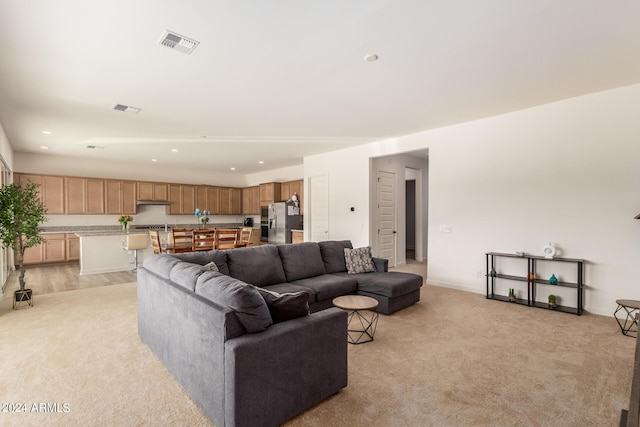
333, 295, 379, 344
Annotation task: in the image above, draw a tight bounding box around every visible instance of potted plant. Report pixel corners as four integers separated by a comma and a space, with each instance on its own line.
0, 181, 47, 308
548, 294, 558, 308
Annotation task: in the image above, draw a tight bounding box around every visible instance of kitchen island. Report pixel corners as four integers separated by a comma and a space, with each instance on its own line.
75, 230, 159, 275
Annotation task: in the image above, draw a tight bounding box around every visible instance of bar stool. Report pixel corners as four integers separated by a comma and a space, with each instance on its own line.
614, 299, 640, 337
124, 233, 148, 272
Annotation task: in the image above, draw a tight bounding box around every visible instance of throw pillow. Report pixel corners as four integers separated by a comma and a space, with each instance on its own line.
255, 287, 310, 323
344, 246, 376, 274
203, 261, 219, 272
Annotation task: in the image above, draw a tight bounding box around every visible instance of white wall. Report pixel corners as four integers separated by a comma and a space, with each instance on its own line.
0, 120, 13, 171
304, 83, 640, 316
244, 164, 303, 187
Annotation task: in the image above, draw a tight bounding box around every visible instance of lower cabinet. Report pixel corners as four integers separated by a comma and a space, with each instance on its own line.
21, 233, 79, 265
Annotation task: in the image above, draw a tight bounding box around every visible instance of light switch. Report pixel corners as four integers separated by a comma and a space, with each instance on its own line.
440, 225, 452, 233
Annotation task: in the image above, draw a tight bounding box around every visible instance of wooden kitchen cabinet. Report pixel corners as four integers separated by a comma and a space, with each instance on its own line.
259, 182, 281, 206
105, 180, 137, 214
22, 233, 71, 265
242, 186, 260, 215
220, 187, 242, 215
65, 177, 105, 214
137, 182, 168, 201
168, 184, 196, 215
66, 234, 80, 261
15, 173, 65, 214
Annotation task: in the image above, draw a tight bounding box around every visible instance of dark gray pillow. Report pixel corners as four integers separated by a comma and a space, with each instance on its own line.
318, 240, 353, 273
195, 271, 273, 333
277, 242, 325, 281
344, 246, 376, 274
255, 287, 310, 323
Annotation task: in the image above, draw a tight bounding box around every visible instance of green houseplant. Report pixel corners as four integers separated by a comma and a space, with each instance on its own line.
0, 181, 47, 308
548, 294, 558, 308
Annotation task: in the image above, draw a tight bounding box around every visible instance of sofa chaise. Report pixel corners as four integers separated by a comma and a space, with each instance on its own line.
137, 240, 423, 426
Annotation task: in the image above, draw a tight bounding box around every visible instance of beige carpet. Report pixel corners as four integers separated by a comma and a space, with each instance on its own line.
0, 275, 634, 426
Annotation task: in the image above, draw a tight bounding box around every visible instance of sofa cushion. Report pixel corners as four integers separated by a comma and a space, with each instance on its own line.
226, 245, 286, 287
173, 250, 229, 275
344, 246, 376, 274
195, 271, 273, 333
290, 274, 358, 301
262, 283, 318, 304
278, 242, 325, 282
169, 261, 209, 292
142, 254, 182, 280
318, 240, 353, 273
335, 271, 423, 298
255, 287, 310, 323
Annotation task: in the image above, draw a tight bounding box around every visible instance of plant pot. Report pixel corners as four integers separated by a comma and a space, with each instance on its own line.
13, 288, 33, 309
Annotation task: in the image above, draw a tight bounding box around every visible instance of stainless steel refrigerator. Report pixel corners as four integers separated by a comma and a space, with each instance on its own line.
268, 202, 303, 244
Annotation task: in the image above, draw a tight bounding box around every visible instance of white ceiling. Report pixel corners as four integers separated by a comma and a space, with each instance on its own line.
1, 0, 639, 174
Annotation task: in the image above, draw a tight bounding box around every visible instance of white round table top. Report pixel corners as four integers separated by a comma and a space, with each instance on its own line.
333, 295, 379, 311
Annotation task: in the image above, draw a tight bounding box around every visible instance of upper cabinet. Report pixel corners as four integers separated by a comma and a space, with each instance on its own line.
220, 187, 242, 215
105, 180, 137, 214
260, 182, 281, 206
137, 182, 168, 201
168, 184, 196, 215
65, 177, 105, 214
242, 186, 260, 215
14, 172, 304, 217
15, 173, 65, 214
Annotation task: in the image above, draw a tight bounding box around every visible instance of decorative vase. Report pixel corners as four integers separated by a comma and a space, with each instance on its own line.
549, 274, 558, 285
122, 222, 128, 233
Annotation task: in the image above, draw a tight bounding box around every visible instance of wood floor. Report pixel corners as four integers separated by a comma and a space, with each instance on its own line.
2, 254, 426, 297
2, 262, 136, 296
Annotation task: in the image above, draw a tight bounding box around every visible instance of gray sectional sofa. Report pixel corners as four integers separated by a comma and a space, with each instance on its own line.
137, 240, 423, 427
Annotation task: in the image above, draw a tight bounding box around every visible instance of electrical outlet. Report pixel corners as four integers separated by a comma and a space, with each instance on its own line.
439, 225, 452, 233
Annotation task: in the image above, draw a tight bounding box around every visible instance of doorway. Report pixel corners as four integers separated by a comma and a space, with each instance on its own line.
405, 179, 416, 261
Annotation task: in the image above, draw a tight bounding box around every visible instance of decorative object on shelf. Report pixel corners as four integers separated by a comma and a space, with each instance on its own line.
490, 267, 496, 277
542, 242, 557, 259
195, 208, 210, 229
549, 274, 558, 285
515, 251, 525, 257
118, 214, 133, 232
528, 271, 535, 282
548, 294, 557, 308
508, 288, 516, 302
0, 181, 47, 310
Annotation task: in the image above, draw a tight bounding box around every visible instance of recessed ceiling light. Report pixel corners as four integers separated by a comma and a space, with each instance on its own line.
259, 161, 264, 164
171, 148, 178, 152
40, 146, 49, 149
151, 159, 158, 162
230, 167, 235, 171
364, 54, 379, 62
41, 130, 52, 135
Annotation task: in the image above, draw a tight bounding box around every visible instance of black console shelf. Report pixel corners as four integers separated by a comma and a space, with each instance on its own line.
485, 252, 585, 315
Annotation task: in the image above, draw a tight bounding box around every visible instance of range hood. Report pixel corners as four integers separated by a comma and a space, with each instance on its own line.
136, 200, 171, 206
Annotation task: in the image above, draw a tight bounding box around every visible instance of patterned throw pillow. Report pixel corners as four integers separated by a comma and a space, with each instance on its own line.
344, 246, 376, 274
203, 261, 219, 272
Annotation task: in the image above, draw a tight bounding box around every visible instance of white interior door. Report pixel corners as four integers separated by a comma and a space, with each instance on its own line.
310, 175, 329, 242
377, 170, 396, 267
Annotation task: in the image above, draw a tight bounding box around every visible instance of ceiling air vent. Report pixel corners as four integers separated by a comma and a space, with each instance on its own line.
112, 104, 141, 114
159, 30, 199, 55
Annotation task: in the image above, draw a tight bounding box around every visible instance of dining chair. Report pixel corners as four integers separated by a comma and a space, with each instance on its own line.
235, 227, 253, 247
215, 228, 240, 249
171, 228, 194, 253
149, 230, 163, 254
193, 228, 216, 251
